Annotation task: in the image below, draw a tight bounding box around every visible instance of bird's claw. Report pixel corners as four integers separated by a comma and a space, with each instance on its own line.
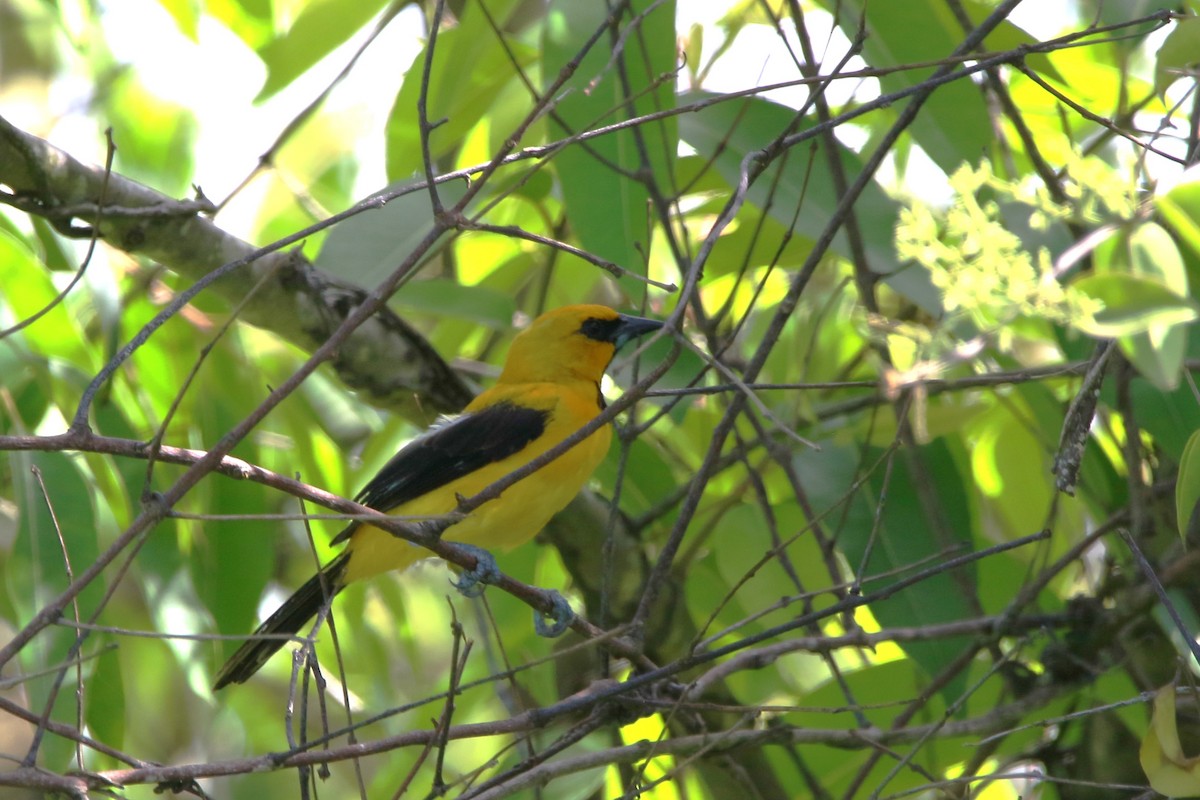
534, 590, 574, 637
450, 543, 500, 598
448, 545, 572, 635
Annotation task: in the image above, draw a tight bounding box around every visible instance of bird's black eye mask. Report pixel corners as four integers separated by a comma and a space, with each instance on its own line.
580, 314, 663, 350
580, 317, 622, 344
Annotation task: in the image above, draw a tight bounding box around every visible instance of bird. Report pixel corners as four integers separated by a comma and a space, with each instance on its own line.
213, 304, 663, 688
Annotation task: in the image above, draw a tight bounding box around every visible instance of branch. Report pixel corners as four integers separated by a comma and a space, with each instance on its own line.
0, 114, 472, 421
67, 677, 1072, 793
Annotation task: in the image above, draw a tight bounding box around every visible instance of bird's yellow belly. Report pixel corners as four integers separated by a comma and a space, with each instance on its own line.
341, 422, 610, 584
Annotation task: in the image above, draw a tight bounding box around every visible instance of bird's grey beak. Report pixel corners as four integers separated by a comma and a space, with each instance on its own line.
613, 314, 664, 350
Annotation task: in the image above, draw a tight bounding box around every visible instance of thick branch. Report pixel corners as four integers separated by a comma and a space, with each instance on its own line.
0, 114, 472, 420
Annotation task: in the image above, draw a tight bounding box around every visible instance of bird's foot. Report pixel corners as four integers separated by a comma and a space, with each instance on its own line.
534, 589, 574, 637
450, 543, 500, 598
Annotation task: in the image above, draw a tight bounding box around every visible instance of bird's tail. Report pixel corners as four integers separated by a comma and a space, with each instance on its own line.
213, 551, 350, 689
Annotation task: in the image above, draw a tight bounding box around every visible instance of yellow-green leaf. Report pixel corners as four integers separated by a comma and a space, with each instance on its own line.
1070, 273, 1199, 338
1141, 684, 1200, 797
1177, 430, 1200, 542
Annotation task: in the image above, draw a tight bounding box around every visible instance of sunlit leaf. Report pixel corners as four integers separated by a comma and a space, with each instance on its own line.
1094, 221, 1192, 389
1141, 684, 1200, 797
0, 231, 91, 369
386, 0, 535, 180
256, 0, 392, 101
1070, 273, 1199, 338
207, 0, 274, 48
155, 0, 200, 40
107, 75, 198, 198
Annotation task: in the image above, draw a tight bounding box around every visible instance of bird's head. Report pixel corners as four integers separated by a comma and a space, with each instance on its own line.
498, 304, 663, 385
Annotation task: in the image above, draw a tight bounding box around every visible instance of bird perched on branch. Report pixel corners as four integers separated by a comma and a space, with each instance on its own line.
213, 304, 663, 688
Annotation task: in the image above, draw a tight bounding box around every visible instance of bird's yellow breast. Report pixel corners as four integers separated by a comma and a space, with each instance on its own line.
340, 381, 610, 584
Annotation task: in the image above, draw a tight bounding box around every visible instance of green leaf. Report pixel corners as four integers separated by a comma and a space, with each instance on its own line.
1141, 683, 1200, 797
201, 470, 274, 660
385, 0, 535, 180
1096, 222, 1191, 389
542, 0, 677, 297
107, 75, 197, 198
1155, 16, 1200, 95
1125, 344, 1200, 463
676, 92, 934, 308
1070, 273, 1199, 338
869, 441, 977, 704
256, 0, 392, 101
1176, 430, 1200, 542
92, 403, 173, 578
1157, 167, 1200, 263
389, 278, 516, 328
957, 0, 1063, 82
191, 358, 275, 653
206, 0, 275, 49
315, 180, 467, 291
969, 409, 1053, 542
798, 439, 978, 709
705, 202, 816, 276
1118, 222, 1189, 293
610, 333, 703, 426
86, 643, 126, 751
831, 0, 992, 173
155, 0, 200, 40
595, 436, 676, 518
0, 230, 92, 369
1122, 320, 1187, 388
11, 451, 103, 619
702, 502, 834, 635
791, 659, 940, 796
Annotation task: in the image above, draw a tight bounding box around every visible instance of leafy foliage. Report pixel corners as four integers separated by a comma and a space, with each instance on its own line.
2, 1, 1200, 799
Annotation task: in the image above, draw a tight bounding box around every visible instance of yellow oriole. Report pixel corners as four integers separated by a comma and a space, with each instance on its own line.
213, 304, 662, 688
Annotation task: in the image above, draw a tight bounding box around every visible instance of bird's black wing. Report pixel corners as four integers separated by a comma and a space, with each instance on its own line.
330, 401, 548, 545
